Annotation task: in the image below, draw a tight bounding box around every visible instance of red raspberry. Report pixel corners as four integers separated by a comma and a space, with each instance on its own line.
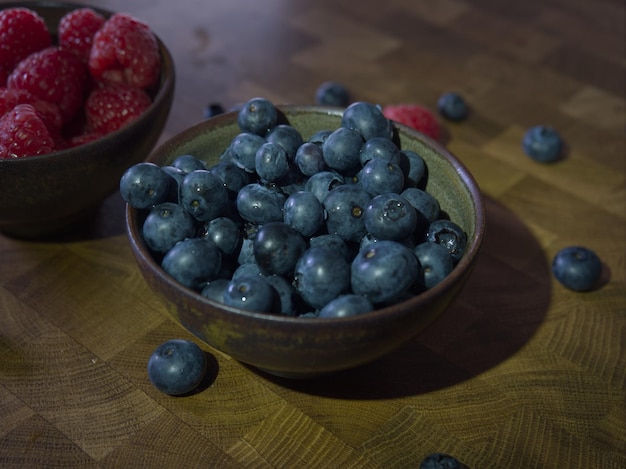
58, 8, 106, 63
382, 104, 441, 141
88, 13, 160, 90
7, 46, 87, 124
85, 82, 152, 134
0, 104, 56, 159
0, 8, 52, 72
0, 87, 63, 131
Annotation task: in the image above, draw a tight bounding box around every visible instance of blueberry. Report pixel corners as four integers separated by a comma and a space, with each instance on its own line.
364, 193, 417, 241
322, 126, 364, 173
309, 233, 354, 262
265, 124, 304, 160
255, 142, 290, 184
237, 97, 278, 136
293, 246, 351, 310
323, 184, 371, 243
437, 92, 469, 122
201, 216, 242, 256
147, 339, 207, 396
304, 170, 345, 203
359, 137, 400, 166
230, 132, 266, 173
361, 158, 405, 196
318, 294, 373, 318
308, 129, 333, 146
341, 101, 392, 141
295, 141, 327, 176
419, 453, 464, 469
351, 240, 420, 304
223, 275, 276, 312
204, 102, 225, 119
522, 125, 563, 163
142, 202, 197, 253
400, 149, 426, 188
315, 81, 350, 107
253, 221, 307, 276
236, 183, 287, 224
120, 162, 172, 209
232, 262, 262, 280
425, 219, 467, 264
161, 238, 222, 291
179, 170, 229, 222
552, 246, 602, 291
413, 241, 454, 289
264, 274, 300, 316
283, 190, 325, 237
209, 160, 251, 196
401, 188, 440, 225
171, 154, 207, 174
200, 278, 230, 303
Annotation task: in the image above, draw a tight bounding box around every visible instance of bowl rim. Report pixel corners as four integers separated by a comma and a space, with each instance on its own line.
0, 0, 176, 164
126, 105, 486, 328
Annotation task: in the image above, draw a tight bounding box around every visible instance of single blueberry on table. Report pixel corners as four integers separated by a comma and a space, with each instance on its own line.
341, 101, 393, 141
204, 102, 225, 119
413, 241, 454, 290
318, 294, 373, 318
283, 190, 325, 237
253, 221, 307, 277
351, 240, 421, 304
147, 339, 208, 396
142, 202, 197, 254
161, 237, 222, 291
179, 170, 229, 222
425, 219, 467, 264
120, 162, 172, 209
552, 246, 602, 291
223, 275, 276, 313
419, 452, 465, 469
237, 97, 278, 136
315, 81, 350, 107
364, 193, 417, 241
437, 92, 469, 122
522, 125, 563, 163
293, 246, 351, 310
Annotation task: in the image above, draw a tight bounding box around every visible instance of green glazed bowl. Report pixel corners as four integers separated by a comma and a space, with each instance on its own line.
126, 105, 485, 378
0, 1, 175, 238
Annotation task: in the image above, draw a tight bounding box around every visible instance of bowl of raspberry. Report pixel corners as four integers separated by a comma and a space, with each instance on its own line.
124, 99, 485, 378
0, 2, 175, 238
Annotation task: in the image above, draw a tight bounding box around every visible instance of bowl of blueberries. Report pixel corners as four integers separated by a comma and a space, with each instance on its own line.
0, 1, 175, 238
123, 98, 485, 378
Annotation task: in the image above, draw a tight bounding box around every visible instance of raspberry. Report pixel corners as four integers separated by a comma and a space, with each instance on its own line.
0, 8, 52, 72
85, 82, 152, 134
7, 46, 87, 124
0, 87, 63, 131
382, 104, 441, 141
0, 104, 56, 159
58, 8, 106, 63
88, 13, 160, 89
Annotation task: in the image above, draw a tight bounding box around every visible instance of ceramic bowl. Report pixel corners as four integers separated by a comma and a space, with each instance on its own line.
0, 1, 175, 238
126, 105, 485, 378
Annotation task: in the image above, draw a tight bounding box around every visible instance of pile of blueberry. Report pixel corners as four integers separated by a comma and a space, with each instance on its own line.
121, 98, 468, 318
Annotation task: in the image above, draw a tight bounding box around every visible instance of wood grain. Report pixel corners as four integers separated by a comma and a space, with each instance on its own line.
1, 0, 624, 467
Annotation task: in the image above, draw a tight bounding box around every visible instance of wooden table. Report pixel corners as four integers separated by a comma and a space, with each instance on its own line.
1, 0, 624, 467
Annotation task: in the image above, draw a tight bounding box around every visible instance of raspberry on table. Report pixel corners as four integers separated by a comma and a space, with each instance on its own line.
85, 82, 152, 134
58, 7, 106, 63
7, 46, 87, 124
382, 104, 441, 141
88, 13, 161, 90
0, 7, 52, 72
0, 103, 56, 159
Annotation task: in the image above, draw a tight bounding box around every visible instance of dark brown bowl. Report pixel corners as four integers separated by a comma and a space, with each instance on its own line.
0, 1, 175, 238
126, 106, 485, 378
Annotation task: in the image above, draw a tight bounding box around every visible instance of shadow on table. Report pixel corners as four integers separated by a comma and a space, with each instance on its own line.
256, 196, 553, 399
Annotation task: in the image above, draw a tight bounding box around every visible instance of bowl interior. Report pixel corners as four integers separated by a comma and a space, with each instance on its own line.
127, 106, 485, 377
